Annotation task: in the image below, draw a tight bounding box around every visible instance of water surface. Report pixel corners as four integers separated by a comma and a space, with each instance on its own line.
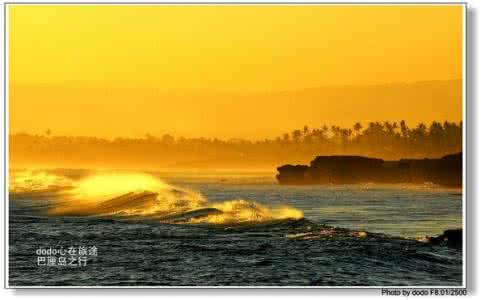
8, 171, 463, 287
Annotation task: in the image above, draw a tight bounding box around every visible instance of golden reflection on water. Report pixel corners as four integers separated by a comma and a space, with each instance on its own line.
10, 170, 304, 224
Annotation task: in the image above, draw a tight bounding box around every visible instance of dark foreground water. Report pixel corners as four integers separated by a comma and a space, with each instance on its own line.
9, 173, 463, 287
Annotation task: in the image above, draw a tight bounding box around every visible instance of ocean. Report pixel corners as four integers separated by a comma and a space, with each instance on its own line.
8, 171, 463, 287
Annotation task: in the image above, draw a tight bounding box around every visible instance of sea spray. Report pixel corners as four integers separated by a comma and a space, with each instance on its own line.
10, 171, 304, 224
9, 170, 74, 194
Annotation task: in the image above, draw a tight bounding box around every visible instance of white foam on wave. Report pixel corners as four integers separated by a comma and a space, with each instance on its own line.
10, 171, 304, 224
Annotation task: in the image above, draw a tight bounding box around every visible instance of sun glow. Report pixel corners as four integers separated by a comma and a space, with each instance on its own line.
72, 173, 170, 200
9, 5, 462, 140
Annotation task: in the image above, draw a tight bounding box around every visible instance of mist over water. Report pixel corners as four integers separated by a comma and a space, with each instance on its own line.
10, 171, 304, 224
8, 169, 463, 286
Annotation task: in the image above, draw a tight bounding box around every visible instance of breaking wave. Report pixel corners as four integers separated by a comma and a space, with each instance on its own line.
9, 170, 74, 196
9, 171, 303, 224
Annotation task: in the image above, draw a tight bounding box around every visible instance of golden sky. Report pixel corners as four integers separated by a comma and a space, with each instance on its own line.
9, 5, 463, 139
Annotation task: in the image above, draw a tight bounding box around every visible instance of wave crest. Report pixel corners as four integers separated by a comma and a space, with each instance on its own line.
10, 171, 303, 224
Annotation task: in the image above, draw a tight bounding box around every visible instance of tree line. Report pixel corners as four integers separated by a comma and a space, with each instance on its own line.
10, 120, 462, 170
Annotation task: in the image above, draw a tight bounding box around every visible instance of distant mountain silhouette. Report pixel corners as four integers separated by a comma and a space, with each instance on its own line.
10, 79, 461, 141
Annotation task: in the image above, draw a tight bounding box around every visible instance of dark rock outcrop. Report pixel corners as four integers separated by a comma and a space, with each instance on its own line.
276, 153, 462, 187
276, 165, 310, 185
426, 229, 463, 248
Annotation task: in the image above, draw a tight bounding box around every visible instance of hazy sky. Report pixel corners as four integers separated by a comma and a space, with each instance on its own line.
9, 5, 463, 139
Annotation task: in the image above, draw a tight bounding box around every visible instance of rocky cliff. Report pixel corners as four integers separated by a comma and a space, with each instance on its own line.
276, 153, 462, 187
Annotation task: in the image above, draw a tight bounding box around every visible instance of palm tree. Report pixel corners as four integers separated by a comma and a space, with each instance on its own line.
292, 130, 302, 143
384, 121, 395, 134
282, 133, 290, 143
353, 122, 362, 136
400, 120, 409, 138
303, 125, 309, 135
321, 125, 329, 138
417, 123, 427, 132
